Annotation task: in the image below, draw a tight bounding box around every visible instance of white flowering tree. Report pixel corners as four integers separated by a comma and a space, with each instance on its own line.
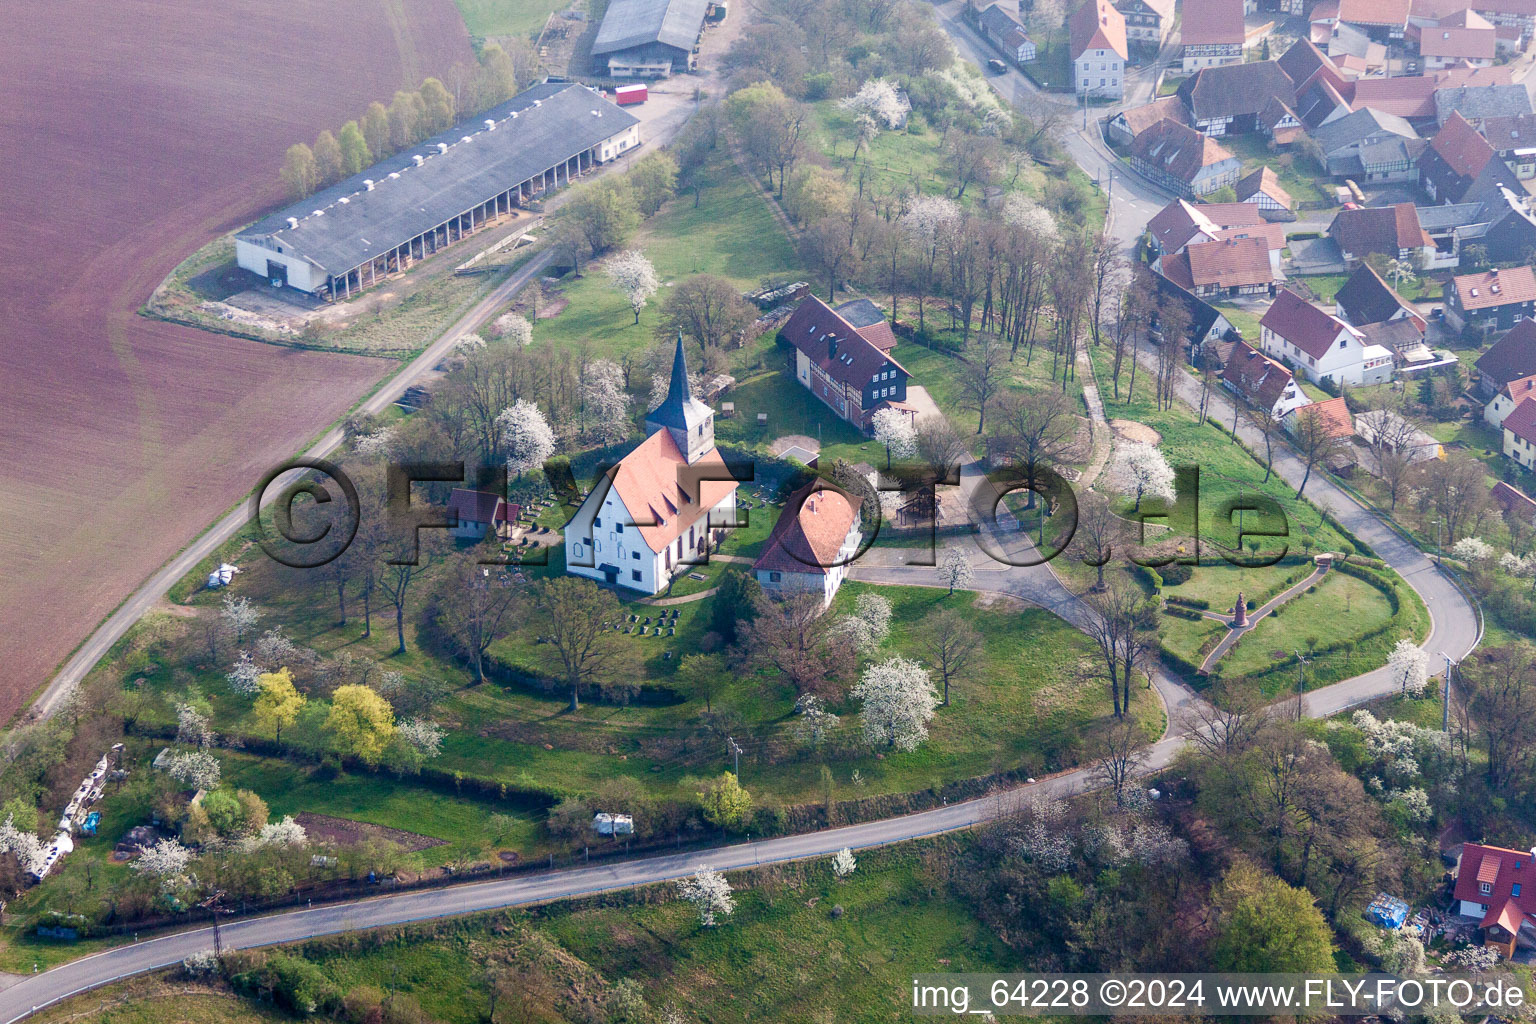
1002, 193, 1060, 242
182, 949, 220, 977
938, 547, 975, 595
0, 816, 44, 876
497, 399, 557, 477
1108, 441, 1176, 512
792, 694, 839, 748
254, 625, 298, 668
837, 592, 893, 656
582, 359, 631, 445
166, 750, 222, 791
1387, 638, 1430, 696
226, 651, 261, 695
853, 656, 939, 751
132, 837, 195, 891
605, 250, 660, 324
838, 78, 905, 129
220, 595, 260, 644
675, 866, 735, 926
397, 718, 445, 759
831, 846, 857, 878
353, 428, 395, 461
1452, 536, 1492, 564
1018, 796, 1074, 871
175, 702, 215, 749
493, 312, 533, 347
871, 407, 917, 469
247, 815, 308, 850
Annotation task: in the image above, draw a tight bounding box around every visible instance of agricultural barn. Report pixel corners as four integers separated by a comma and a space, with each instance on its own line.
236, 84, 641, 299
593, 0, 713, 78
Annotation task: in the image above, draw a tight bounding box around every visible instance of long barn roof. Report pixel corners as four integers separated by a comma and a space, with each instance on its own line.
239, 84, 639, 277
592, 0, 711, 55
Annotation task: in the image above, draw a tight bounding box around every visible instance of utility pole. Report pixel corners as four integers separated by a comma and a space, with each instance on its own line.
1293, 650, 1310, 721
1441, 651, 1456, 732
727, 736, 743, 776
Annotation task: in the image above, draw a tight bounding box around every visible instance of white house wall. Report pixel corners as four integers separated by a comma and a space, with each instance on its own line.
235, 238, 317, 292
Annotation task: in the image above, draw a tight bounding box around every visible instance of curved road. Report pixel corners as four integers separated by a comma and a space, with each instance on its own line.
0, 16, 1484, 1021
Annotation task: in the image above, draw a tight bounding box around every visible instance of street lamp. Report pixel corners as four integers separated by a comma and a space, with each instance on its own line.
1438, 651, 1457, 732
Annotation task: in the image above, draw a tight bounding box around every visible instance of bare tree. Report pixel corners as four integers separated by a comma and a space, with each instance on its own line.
536, 577, 623, 711
738, 592, 854, 699
1290, 404, 1344, 499
942, 131, 1000, 201
918, 608, 983, 706
1087, 235, 1126, 352
433, 551, 523, 683
1083, 580, 1157, 717
958, 333, 1008, 434
657, 275, 757, 351
1088, 715, 1148, 806
1074, 491, 1119, 589
1181, 679, 1269, 760
1460, 644, 1536, 788
990, 388, 1082, 509
1154, 298, 1190, 411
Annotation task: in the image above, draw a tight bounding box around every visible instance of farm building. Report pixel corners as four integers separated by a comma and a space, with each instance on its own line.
592, 0, 713, 78
236, 84, 641, 299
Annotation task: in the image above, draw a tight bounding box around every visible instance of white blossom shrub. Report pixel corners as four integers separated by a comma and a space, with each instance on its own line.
675, 866, 735, 926
182, 949, 220, 977
792, 694, 839, 748
493, 312, 533, 346
1451, 536, 1492, 563
831, 847, 857, 878
852, 657, 938, 752
1387, 638, 1430, 696
166, 750, 222, 791
838, 78, 906, 129
226, 651, 261, 695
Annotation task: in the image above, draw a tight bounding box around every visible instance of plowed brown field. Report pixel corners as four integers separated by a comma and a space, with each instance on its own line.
0, 0, 471, 716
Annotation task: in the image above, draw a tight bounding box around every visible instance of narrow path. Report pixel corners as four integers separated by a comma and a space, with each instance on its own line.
1196, 564, 1329, 674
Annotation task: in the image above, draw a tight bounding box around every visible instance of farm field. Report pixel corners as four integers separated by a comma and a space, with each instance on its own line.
0, 0, 473, 715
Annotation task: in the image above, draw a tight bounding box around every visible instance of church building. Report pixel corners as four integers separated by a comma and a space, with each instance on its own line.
563, 335, 739, 594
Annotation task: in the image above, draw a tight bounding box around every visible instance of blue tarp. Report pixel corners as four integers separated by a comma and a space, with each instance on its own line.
1366, 893, 1410, 929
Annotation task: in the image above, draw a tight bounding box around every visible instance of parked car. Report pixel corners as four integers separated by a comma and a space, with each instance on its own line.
987, 58, 1008, 74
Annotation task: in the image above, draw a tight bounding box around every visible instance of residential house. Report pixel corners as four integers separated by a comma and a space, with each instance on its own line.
1479, 114, 1536, 178
1106, 95, 1192, 147
779, 294, 914, 430
1285, 395, 1356, 437
1484, 370, 1536, 427
1070, 0, 1128, 99
1115, 0, 1177, 51
752, 481, 862, 608
1277, 37, 1352, 91
1419, 110, 1507, 204
1176, 61, 1298, 136
1416, 200, 1490, 267
1311, 107, 1424, 181
1150, 269, 1239, 355
1435, 84, 1535, 128
979, 3, 1038, 63
1474, 317, 1536, 396
1146, 198, 1272, 254
445, 488, 520, 542
1411, 0, 1536, 35
564, 335, 739, 595
1474, 186, 1536, 262
1260, 287, 1396, 384
1158, 235, 1277, 297
1220, 341, 1313, 418
1181, 0, 1247, 70
1444, 265, 1536, 333
1236, 166, 1296, 213
1502, 397, 1536, 469
1361, 316, 1439, 365
1337, 0, 1412, 37
1409, 8, 1497, 67
1130, 119, 1243, 195
1348, 76, 1443, 122
1327, 203, 1435, 266
1333, 262, 1430, 330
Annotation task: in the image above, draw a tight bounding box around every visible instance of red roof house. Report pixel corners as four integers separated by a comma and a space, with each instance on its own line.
752, 482, 863, 607
1454, 842, 1536, 956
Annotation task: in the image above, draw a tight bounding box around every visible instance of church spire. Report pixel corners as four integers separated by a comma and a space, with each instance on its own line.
645, 331, 714, 464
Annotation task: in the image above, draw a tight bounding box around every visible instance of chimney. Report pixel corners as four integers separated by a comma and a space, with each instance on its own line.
364, 178, 375, 190
485, 118, 496, 130
286, 216, 298, 229
828, 335, 839, 358
436, 142, 449, 154
413, 154, 425, 166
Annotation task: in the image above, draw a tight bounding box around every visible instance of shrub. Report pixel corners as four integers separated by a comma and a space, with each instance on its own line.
1159, 564, 1193, 586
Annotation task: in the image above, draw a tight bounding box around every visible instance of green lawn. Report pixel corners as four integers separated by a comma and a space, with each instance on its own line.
1217, 134, 1331, 207
1023, 41, 1072, 92
1213, 302, 1264, 341
1216, 564, 1427, 694
454, 0, 574, 39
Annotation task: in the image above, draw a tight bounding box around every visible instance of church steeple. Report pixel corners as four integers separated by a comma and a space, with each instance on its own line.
645, 332, 714, 464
